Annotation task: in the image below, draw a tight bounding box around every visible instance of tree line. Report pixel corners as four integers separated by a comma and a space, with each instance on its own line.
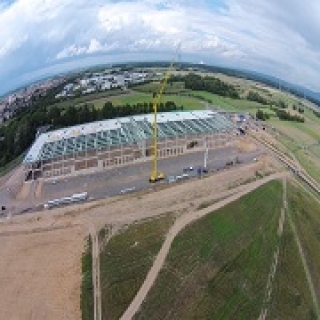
247, 91, 268, 105
256, 108, 305, 123
0, 100, 182, 167
170, 73, 240, 99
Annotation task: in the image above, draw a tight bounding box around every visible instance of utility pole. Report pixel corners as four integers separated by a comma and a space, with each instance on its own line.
204, 137, 209, 169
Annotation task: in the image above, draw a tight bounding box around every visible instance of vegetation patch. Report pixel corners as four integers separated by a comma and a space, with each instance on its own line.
81, 236, 94, 320
136, 181, 283, 319
100, 214, 175, 320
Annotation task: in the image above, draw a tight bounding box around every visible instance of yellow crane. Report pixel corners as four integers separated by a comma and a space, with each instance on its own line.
149, 60, 175, 183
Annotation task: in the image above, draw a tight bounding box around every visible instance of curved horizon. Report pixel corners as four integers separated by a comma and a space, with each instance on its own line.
1, 0, 320, 95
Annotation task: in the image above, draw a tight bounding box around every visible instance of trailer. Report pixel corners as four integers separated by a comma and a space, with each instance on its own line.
44, 191, 88, 209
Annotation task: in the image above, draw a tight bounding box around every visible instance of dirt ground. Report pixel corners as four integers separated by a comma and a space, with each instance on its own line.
0, 153, 284, 320
0, 226, 84, 320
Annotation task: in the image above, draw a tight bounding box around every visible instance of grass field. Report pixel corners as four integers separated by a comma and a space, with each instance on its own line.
99, 214, 175, 320
136, 181, 283, 319
287, 182, 320, 305
267, 181, 320, 319
183, 90, 275, 115
48, 89, 124, 109
269, 118, 320, 184
133, 81, 187, 94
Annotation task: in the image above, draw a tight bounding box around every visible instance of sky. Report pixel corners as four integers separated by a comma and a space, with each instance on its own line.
1, 0, 320, 95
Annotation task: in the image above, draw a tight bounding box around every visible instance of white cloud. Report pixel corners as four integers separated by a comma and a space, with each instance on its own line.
1, 0, 320, 94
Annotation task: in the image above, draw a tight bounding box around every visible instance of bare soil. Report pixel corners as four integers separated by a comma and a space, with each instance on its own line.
0, 225, 84, 320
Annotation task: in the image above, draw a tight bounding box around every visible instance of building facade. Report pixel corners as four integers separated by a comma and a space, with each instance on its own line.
23, 111, 236, 180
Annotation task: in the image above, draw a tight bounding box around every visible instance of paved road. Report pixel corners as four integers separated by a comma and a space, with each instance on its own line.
41, 147, 263, 203
120, 171, 289, 320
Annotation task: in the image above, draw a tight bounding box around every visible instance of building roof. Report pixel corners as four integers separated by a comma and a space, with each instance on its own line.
23, 111, 234, 164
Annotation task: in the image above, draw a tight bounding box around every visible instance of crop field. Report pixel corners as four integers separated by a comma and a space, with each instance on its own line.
136, 181, 284, 319
99, 214, 175, 320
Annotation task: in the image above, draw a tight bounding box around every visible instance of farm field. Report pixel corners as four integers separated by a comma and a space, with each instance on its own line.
135, 181, 292, 319
99, 214, 175, 320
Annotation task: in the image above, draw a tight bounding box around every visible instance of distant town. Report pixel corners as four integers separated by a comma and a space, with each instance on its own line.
0, 78, 65, 123
0, 69, 153, 123
55, 70, 150, 99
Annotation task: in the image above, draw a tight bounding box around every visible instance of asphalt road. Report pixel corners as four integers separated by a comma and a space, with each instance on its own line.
41, 147, 263, 204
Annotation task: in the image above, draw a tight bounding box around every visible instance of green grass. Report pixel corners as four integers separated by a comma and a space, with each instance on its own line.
48, 89, 124, 109
136, 181, 283, 319
269, 119, 320, 184
267, 182, 320, 319
100, 214, 175, 320
288, 183, 320, 302
278, 136, 320, 183
133, 81, 187, 94
183, 90, 275, 115
81, 236, 94, 320
309, 145, 320, 158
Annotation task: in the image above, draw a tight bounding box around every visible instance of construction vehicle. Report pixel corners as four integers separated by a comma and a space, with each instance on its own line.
149, 60, 175, 183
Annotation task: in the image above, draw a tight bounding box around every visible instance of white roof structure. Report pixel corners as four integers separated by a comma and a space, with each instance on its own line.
23, 111, 234, 164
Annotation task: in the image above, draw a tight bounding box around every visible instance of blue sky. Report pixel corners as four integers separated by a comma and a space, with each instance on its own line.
1, 0, 320, 95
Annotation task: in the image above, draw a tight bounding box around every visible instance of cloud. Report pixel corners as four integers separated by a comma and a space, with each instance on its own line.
1, 0, 320, 94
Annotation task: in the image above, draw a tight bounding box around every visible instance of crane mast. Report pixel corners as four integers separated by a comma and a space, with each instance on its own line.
149, 60, 174, 182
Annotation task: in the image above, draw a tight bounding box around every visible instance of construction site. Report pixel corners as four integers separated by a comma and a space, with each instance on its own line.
23, 110, 236, 181
1, 60, 320, 320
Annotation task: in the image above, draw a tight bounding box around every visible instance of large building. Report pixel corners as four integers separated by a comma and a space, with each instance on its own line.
23, 111, 236, 180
